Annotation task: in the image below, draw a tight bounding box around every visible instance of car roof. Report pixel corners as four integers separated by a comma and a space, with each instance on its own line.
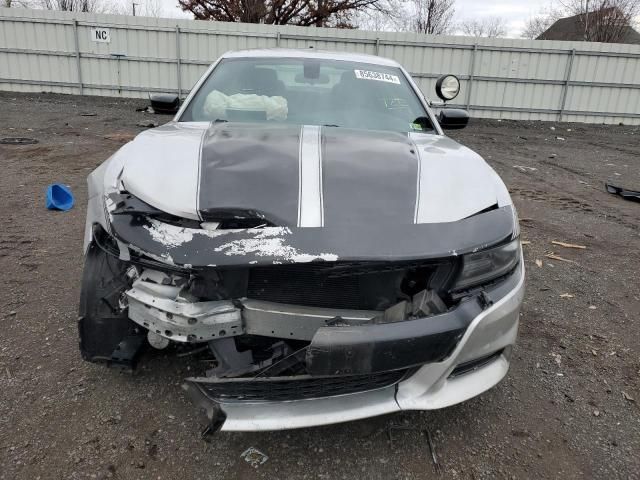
222, 48, 401, 68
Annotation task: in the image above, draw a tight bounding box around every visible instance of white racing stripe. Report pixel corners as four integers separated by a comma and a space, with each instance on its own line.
408, 132, 425, 224
297, 125, 324, 227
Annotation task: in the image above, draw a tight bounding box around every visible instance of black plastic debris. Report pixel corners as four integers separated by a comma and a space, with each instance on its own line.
0, 137, 38, 145
136, 121, 159, 128
605, 183, 640, 203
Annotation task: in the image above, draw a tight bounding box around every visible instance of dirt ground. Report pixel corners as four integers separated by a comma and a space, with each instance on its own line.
0, 92, 639, 480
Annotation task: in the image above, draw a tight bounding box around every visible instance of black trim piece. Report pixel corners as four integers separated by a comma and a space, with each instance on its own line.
92, 224, 192, 274
464, 203, 499, 219
605, 183, 640, 203
305, 299, 475, 376
109, 205, 516, 268
78, 241, 145, 368
186, 369, 410, 402
449, 349, 504, 378
109, 192, 162, 215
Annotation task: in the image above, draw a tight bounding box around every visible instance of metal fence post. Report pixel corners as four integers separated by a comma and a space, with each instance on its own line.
175, 25, 182, 99
276, 32, 281, 47
375, 38, 380, 56
72, 19, 83, 95
466, 43, 478, 110
559, 49, 576, 122
111, 53, 125, 96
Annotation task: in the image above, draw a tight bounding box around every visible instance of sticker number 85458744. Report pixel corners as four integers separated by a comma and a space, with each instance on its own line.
354, 70, 401, 84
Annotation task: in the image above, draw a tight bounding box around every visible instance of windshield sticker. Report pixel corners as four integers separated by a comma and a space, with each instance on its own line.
385, 98, 409, 109
354, 70, 401, 84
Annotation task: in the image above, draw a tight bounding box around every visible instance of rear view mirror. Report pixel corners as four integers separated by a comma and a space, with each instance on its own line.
149, 94, 179, 114
438, 109, 469, 130
304, 61, 321, 79
294, 72, 330, 84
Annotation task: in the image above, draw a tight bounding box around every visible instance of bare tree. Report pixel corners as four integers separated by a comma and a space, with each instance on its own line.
562, 0, 640, 42
25, 0, 122, 12
39, 0, 98, 10
178, 0, 384, 27
459, 16, 506, 37
354, 0, 408, 31
522, 4, 565, 39
411, 0, 455, 34
523, 0, 640, 41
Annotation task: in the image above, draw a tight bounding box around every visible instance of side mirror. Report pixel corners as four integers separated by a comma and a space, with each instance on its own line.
149, 94, 179, 114
439, 109, 469, 130
435, 74, 460, 102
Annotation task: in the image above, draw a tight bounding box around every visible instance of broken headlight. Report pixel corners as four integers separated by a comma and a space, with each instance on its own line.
453, 239, 520, 291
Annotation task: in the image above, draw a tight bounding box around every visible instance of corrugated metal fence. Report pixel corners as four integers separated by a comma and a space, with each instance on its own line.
1, 7, 640, 124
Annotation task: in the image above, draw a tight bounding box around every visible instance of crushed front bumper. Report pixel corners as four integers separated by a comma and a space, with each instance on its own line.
183, 262, 525, 431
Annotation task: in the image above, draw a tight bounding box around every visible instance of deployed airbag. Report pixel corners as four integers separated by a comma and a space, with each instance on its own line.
204, 90, 288, 121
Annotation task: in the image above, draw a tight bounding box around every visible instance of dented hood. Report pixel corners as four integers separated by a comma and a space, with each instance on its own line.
119, 122, 511, 227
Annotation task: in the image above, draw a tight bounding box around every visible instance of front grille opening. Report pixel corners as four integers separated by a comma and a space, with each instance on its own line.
246, 260, 454, 311
448, 349, 504, 378
193, 368, 411, 402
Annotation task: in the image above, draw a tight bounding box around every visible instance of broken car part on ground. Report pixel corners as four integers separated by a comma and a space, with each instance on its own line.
78, 49, 525, 433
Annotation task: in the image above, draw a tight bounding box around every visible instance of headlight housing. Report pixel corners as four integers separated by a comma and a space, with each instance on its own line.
453, 238, 521, 291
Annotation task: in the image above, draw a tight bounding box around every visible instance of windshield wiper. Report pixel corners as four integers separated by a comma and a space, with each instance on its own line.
323, 124, 341, 128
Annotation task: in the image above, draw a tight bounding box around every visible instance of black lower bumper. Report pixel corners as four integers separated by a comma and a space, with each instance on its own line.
305, 264, 522, 376
305, 299, 477, 376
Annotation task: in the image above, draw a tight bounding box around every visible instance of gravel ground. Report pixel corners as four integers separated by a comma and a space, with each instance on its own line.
0, 92, 639, 480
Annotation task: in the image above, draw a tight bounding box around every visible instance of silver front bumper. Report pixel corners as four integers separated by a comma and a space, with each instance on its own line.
185, 264, 525, 431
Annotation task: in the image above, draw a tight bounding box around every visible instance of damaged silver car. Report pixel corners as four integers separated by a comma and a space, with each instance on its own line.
79, 49, 525, 433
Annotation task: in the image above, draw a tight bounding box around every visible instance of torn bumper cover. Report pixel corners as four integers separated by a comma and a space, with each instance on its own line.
181, 263, 524, 431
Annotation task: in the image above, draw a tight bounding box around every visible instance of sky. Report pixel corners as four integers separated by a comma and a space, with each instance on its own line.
151, 0, 554, 38
454, 0, 551, 37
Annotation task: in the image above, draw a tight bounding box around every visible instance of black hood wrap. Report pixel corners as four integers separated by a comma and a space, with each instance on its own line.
109, 205, 515, 268
197, 123, 418, 228
321, 128, 417, 228
198, 124, 301, 226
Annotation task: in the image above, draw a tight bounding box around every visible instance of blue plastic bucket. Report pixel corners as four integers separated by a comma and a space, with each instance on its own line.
46, 184, 74, 211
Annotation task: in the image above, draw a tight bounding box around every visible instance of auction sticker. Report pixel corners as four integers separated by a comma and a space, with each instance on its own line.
354, 70, 400, 84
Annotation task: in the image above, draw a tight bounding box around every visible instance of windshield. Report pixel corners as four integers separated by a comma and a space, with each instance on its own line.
179, 57, 434, 133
